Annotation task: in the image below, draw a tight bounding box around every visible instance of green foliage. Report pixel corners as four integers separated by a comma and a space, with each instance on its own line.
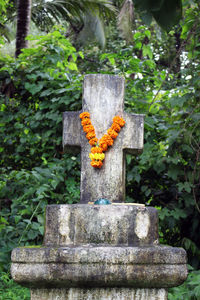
133, 0, 182, 31
0, 30, 81, 272
0, 0, 8, 17
0, 272, 30, 300
31, 0, 116, 32
0, 159, 80, 271
83, 19, 200, 268
0, 0, 9, 43
0, 29, 83, 169
169, 267, 200, 300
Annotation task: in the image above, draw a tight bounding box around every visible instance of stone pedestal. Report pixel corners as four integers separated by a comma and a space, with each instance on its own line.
11, 205, 187, 299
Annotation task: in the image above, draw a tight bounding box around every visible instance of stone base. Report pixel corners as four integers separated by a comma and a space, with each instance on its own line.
11, 245, 187, 288
11, 205, 187, 299
31, 288, 168, 300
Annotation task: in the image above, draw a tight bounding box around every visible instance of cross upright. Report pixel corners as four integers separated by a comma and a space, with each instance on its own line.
63, 74, 144, 203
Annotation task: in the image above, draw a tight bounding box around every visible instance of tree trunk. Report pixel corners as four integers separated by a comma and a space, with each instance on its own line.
15, 0, 32, 58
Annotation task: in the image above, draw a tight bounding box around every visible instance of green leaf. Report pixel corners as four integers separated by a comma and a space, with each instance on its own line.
152, 0, 182, 32
140, 11, 152, 26
40, 89, 54, 97
168, 166, 180, 180
0, 216, 8, 225
133, 0, 164, 12
142, 45, 153, 59
55, 88, 67, 95
177, 182, 192, 193
37, 215, 44, 225
68, 62, 78, 71
25, 82, 44, 95
145, 30, 151, 39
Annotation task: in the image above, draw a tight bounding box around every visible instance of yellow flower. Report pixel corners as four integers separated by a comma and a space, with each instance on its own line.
89, 153, 105, 161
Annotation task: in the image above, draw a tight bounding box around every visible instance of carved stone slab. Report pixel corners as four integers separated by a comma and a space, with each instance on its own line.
30, 288, 168, 300
43, 205, 159, 246
11, 245, 187, 288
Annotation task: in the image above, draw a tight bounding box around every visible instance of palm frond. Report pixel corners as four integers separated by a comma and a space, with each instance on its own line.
117, 0, 134, 42
77, 13, 106, 48
31, 0, 116, 32
0, 23, 15, 42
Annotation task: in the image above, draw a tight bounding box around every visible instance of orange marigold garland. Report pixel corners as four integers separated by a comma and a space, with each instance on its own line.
89, 138, 98, 146
107, 128, 118, 139
80, 112, 90, 119
111, 122, 121, 133
81, 118, 91, 126
80, 112, 125, 168
91, 147, 103, 154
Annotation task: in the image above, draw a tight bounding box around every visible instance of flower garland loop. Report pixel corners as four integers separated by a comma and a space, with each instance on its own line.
80, 112, 125, 168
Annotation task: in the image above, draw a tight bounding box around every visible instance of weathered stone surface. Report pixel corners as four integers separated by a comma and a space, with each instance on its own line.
63, 74, 144, 203
44, 205, 159, 246
11, 245, 187, 288
11, 245, 187, 265
11, 204, 188, 290
31, 288, 168, 300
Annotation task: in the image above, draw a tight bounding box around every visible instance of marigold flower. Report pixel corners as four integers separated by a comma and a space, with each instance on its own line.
99, 138, 108, 151
91, 147, 103, 154
81, 118, 92, 126
89, 153, 105, 161
83, 125, 95, 133
86, 131, 96, 140
100, 134, 113, 146
91, 160, 103, 168
80, 112, 90, 119
99, 153, 105, 160
98, 142, 108, 151
89, 138, 98, 146
113, 116, 125, 127
107, 128, 118, 139
111, 122, 121, 133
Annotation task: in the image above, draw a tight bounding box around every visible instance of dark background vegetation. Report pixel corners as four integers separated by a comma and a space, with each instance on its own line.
0, 0, 199, 299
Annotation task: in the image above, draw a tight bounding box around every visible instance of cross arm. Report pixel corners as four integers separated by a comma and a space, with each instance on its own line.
63, 111, 81, 153
122, 112, 144, 154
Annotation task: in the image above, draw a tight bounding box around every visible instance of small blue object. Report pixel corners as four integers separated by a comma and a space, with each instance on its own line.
94, 198, 111, 205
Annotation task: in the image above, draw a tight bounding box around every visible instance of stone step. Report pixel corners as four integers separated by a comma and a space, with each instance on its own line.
11, 245, 187, 289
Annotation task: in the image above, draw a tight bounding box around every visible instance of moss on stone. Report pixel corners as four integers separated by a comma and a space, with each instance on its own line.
21, 245, 44, 249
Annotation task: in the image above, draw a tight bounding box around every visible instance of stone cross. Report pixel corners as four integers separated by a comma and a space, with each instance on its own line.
63, 74, 144, 203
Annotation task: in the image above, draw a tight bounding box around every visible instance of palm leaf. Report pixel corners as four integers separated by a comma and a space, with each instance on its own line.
31, 0, 116, 33
0, 23, 15, 42
117, 0, 134, 42
77, 13, 106, 48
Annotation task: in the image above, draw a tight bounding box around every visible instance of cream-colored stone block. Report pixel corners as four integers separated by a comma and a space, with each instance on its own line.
135, 211, 150, 239
31, 288, 168, 300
